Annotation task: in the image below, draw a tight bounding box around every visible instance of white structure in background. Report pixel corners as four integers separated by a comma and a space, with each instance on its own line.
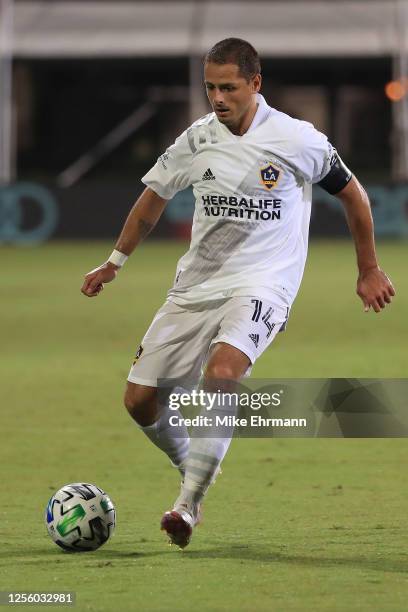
0, 0, 14, 183
1, 0, 408, 182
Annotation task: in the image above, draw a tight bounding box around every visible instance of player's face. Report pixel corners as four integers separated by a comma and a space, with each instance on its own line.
204, 62, 261, 133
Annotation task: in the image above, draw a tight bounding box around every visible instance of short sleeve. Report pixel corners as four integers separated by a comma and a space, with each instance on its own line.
295, 121, 334, 184
141, 129, 193, 200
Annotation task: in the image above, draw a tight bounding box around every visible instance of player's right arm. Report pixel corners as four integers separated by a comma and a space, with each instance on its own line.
81, 124, 194, 298
81, 187, 167, 297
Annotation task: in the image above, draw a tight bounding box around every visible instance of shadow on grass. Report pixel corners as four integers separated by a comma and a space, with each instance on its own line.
1, 543, 407, 575
184, 544, 408, 574
0, 546, 154, 562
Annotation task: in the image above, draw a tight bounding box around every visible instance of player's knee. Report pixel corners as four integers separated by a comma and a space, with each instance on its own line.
124, 390, 138, 416
204, 361, 237, 382
123, 383, 157, 424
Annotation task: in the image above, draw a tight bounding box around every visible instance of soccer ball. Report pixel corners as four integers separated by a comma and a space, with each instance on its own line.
45, 483, 116, 552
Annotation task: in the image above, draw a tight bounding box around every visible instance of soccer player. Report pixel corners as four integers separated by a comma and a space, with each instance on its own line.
81, 38, 395, 549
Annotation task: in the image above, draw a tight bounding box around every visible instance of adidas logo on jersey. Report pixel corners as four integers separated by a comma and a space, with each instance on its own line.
202, 168, 216, 181
249, 333, 259, 348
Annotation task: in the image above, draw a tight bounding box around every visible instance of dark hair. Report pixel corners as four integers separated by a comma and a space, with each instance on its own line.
204, 38, 261, 82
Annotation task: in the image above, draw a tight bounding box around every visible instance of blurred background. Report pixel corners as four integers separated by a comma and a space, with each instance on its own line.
1, 0, 408, 243
2, 7, 408, 605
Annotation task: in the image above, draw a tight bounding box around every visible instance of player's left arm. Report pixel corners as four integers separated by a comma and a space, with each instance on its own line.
295, 123, 395, 313
333, 175, 395, 313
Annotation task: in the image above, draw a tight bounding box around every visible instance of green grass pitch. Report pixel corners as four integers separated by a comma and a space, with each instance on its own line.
1, 239, 407, 611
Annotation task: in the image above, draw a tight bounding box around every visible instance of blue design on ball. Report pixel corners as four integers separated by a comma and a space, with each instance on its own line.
46, 497, 55, 523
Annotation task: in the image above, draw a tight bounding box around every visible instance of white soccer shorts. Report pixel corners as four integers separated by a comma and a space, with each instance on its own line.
127, 297, 288, 387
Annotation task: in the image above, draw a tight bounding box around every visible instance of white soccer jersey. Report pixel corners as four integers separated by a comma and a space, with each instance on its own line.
142, 93, 333, 308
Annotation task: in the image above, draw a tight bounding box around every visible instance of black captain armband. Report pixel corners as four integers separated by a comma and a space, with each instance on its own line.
317, 151, 353, 195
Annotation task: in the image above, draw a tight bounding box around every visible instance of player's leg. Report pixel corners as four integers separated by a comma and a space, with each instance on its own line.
124, 299, 222, 477
124, 382, 190, 476
161, 342, 249, 547
124, 382, 158, 426
184, 341, 250, 493
181, 341, 249, 488
162, 297, 288, 547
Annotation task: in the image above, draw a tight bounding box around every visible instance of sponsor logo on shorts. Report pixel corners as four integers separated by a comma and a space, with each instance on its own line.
248, 333, 259, 348
133, 345, 144, 365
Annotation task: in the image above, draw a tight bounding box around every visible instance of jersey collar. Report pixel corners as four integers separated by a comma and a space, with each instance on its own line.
247, 93, 273, 133
215, 93, 273, 138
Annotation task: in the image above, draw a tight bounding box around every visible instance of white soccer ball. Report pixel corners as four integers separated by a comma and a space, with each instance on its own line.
45, 483, 116, 552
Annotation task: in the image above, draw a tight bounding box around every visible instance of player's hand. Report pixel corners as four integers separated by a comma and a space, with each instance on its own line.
81, 262, 119, 297
356, 267, 395, 313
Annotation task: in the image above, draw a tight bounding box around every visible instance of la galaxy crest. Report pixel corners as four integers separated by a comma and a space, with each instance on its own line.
260, 163, 281, 190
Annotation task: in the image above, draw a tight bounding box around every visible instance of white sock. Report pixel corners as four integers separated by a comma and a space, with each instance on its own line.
175, 391, 236, 512
139, 407, 190, 469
